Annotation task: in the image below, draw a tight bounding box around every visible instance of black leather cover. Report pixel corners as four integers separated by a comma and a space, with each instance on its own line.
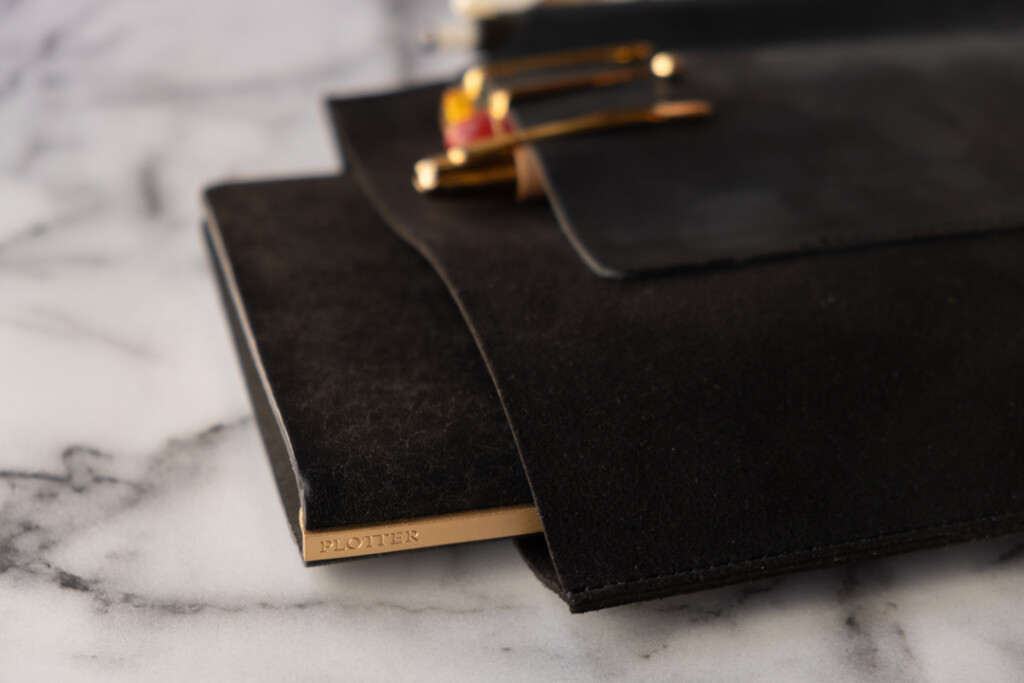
202, 177, 533, 556
202, 0, 1024, 612
330, 79, 1024, 611
505, 0, 1024, 277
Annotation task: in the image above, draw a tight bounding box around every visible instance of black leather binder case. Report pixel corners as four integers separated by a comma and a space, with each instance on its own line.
203, 177, 534, 551
204, 0, 1024, 612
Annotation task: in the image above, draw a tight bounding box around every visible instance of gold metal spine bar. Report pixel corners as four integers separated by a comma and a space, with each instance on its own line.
301, 504, 543, 562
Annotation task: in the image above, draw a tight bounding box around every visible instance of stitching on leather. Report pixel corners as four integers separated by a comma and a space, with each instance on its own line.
567, 509, 1024, 595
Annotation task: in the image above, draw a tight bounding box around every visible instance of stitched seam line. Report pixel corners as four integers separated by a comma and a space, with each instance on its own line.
567, 509, 1024, 595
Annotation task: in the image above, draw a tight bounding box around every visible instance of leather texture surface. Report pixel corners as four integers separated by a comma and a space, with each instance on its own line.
504, 0, 1024, 277
202, 177, 533, 547
331, 85, 1024, 611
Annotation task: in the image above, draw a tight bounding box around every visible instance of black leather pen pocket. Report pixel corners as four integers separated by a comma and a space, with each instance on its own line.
509, 1, 1024, 277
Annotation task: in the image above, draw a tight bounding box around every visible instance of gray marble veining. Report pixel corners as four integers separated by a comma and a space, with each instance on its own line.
2, 1, 1024, 680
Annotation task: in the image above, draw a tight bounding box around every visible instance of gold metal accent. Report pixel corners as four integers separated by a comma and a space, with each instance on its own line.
413, 158, 441, 192
486, 50, 686, 120
301, 504, 543, 561
650, 50, 686, 79
413, 153, 547, 198
488, 89, 513, 121
462, 41, 655, 101
413, 158, 518, 193
447, 99, 713, 167
414, 99, 713, 195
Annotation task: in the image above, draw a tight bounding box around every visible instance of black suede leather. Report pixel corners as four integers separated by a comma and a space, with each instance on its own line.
331, 85, 1024, 611
203, 178, 533, 552
505, 0, 1024, 277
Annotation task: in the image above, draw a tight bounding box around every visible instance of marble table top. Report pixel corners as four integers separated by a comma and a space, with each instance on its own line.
3, 1, 1024, 680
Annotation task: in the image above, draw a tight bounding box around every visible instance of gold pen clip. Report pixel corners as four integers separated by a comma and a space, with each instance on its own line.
413, 99, 714, 195
440, 43, 684, 150
461, 41, 656, 102
486, 51, 686, 120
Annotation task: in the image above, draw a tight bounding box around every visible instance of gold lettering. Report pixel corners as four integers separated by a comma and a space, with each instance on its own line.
314, 529, 421, 554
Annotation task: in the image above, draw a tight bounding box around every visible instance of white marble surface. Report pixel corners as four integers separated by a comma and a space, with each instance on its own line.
3, 1, 1024, 680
